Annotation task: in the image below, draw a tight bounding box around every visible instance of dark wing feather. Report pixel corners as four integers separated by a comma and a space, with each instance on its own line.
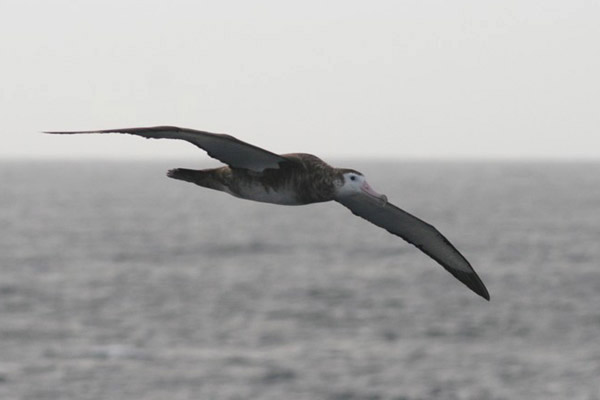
45, 126, 290, 172
337, 193, 490, 300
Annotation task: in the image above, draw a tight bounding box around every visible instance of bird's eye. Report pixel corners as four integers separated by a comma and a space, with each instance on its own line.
350, 176, 356, 181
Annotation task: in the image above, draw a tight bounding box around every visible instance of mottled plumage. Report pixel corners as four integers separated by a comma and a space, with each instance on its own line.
168, 153, 343, 205
45, 126, 490, 300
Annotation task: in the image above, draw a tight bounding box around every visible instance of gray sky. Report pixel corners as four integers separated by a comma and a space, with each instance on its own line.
2, 0, 599, 160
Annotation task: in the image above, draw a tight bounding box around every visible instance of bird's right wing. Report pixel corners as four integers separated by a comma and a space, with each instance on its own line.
337, 192, 490, 300
45, 126, 291, 172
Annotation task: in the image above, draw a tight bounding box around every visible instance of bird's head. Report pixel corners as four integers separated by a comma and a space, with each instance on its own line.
335, 169, 388, 205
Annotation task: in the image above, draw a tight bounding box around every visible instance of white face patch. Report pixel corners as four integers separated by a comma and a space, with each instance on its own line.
339, 172, 364, 194
336, 172, 368, 197
336, 172, 386, 204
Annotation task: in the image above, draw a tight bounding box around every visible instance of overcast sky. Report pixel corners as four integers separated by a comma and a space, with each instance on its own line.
1, 0, 599, 160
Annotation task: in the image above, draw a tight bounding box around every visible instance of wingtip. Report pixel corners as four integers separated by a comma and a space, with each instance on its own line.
43, 130, 76, 134
451, 268, 490, 301
469, 276, 491, 301
478, 287, 491, 301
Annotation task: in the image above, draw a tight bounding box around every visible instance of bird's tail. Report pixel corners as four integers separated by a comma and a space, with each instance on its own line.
167, 168, 200, 183
167, 168, 225, 191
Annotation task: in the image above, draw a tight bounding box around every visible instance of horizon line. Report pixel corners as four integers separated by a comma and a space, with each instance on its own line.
1, 154, 599, 163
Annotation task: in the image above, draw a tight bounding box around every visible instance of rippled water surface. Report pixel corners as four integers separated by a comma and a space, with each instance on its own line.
1, 160, 599, 399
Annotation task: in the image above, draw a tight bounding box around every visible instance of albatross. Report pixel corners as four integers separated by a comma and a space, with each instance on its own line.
46, 126, 490, 300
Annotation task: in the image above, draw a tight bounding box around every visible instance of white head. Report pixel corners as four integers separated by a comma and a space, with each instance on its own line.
335, 170, 388, 205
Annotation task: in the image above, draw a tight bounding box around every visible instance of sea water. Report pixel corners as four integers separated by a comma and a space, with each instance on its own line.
1, 160, 599, 399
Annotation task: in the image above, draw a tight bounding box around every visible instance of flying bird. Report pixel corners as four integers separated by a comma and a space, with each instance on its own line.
46, 126, 490, 300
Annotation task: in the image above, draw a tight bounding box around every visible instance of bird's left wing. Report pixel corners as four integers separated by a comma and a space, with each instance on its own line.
336, 193, 490, 300
45, 126, 291, 172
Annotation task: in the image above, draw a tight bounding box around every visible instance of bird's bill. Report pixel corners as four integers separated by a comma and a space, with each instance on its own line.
361, 181, 388, 206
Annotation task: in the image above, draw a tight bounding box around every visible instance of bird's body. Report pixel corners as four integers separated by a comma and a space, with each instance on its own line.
169, 153, 343, 205
46, 126, 490, 300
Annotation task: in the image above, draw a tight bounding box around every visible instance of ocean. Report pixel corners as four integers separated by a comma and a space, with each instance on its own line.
1, 160, 599, 399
